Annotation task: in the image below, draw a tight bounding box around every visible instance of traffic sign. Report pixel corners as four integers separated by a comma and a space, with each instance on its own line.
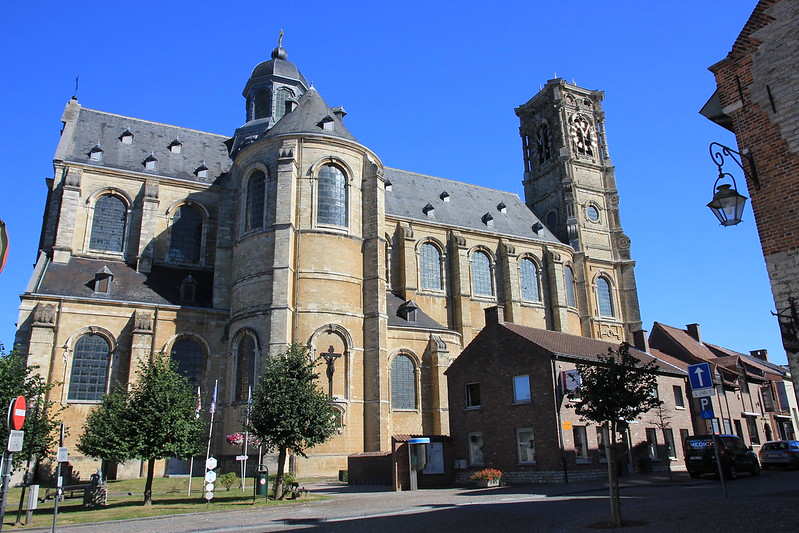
235, 454, 249, 461
205, 457, 217, 470
7, 396, 26, 430
57, 447, 68, 463
204, 491, 214, 500
7, 430, 24, 452
698, 396, 715, 420
204, 470, 217, 483
688, 363, 715, 396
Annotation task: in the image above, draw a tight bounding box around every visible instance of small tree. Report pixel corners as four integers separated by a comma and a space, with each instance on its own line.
248, 343, 338, 500
569, 342, 662, 528
0, 346, 62, 471
78, 354, 205, 505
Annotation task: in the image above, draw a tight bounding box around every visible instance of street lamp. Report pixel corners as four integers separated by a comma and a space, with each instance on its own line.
707, 142, 758, 226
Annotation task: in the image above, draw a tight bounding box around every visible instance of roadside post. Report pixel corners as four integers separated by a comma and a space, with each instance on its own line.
0, 395, 26, 533
52, 423, 65, 533
689, 363, 727, 498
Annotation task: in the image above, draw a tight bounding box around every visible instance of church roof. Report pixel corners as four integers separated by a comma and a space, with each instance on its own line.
60, 103, 231, 184
264, 88, 356, 142
248, 57, 309, 89
384, 168, 560, 243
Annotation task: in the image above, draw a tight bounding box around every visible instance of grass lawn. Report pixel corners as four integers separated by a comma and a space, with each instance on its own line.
1, 476, 328, 529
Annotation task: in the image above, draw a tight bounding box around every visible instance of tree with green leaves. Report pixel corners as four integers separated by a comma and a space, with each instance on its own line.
248, 343, 338, 500
0, 345, 62, 472
77, 354, 205, 505
568, 342, 662, 528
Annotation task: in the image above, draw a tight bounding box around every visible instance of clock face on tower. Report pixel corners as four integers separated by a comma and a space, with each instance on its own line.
570, 115, 594, 157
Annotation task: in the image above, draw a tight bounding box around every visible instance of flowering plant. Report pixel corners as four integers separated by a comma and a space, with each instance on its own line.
469, 468, 502, 481
226, 432, 262, 447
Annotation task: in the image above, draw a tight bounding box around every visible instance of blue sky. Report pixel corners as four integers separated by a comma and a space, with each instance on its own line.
0, 1, 783, 364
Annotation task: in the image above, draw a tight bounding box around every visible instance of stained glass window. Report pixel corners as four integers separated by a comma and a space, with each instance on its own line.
317, 165, 347, 227
254, 88, 272, 120
171, 338, 204, 388
419, 242, 442, 291
236, 335, 256, 402
564, 266, 576, 307
168, 204, 203, 264
391, 354, 415, 410
246, 170, 266, 231
471, 251, 493, 297
68, 334, 110, 401
597, 276, 614, 317
274, 88, 293, 120
90, 195, 126, 252
520, 258, 540, 302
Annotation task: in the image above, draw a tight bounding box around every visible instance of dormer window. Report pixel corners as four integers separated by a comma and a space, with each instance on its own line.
385, 180, 392, 192
180, 275, 197, 304
195, 162, 209, 180
532, 222, 543, 234
94, 266, 114, 294
144, 153, 157, 171
398, 300, 419, 323
440, 191, 450, 202
497, 202, 507, 213
423, 203, 435, 216
168, 138, 182, 153
318, 115, 335, 131
89, 144, 104, 162
285, 97, 299, 114
119, 128, 134, 144
482, 213, 494, 227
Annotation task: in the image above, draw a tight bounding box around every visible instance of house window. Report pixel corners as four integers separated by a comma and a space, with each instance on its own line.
274, 87, 294, 120
596, 276, 614, 317
597, 426, 609, 461
663, 428, 676, 458
90, 195, 127, 252
468, 432, 484, 465
419, 242, 443, 291
317, 164, 347, 227
68, 334, 111, 401
711, 418, 721, 434
520, 258, 541, 302
573, 426, 588, 461
254, 88, 272, 120
646, 428, 659, 459
170, 338, 204, 388
517, 428, 536, 464
471, 251, 493, 297
564, 266, 576, 307
465, 383, 481, 409
723, 418, 733, 434
513, 375, 531, 403
680, 429, 690, 451
246, 170, 266, 231
236, 335, 256, 402
673, 385, 685, 408
391, 354, 415, 410
746, 415, 760, 445
168, 204, 203, 264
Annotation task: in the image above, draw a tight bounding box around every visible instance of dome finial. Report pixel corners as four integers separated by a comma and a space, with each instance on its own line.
271, 29, 288, 60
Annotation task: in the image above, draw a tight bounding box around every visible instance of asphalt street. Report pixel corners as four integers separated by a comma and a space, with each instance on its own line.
23, 468, 799, 532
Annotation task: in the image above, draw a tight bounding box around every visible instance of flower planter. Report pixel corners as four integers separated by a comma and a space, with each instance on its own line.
474, 478, 500, 488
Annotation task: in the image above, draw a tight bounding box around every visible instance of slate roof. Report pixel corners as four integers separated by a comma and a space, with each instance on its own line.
61, 104, 231, 184
384, 168, 560, 243
386, 292, 447, 330
248, 57, 309, 89
34, 258, 216, 308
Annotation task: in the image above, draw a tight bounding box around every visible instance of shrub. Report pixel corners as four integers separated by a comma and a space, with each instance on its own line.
469, 468, 502, 481
217, 472, 240, 491
268, 472, 296, 486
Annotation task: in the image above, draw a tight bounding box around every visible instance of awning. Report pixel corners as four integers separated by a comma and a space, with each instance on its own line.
742, 411, 762, 417
774, 414, 792, 419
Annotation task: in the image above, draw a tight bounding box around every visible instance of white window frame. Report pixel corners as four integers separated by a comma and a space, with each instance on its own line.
573, 425, 588, 462
516, 428, 536, 464
468, 432, 484, 466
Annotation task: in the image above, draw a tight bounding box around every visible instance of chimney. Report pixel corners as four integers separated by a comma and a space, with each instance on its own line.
331, 106, 347, 121
686, 323, 702, 343
485, 306, 504, 326
632, 330, 649, 353
750, 349, 769, 362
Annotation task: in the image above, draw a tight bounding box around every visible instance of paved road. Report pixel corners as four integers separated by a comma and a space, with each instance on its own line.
26, 468, 799, 532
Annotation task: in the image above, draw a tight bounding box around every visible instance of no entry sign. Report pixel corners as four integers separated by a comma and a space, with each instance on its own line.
7, 396, 26, 430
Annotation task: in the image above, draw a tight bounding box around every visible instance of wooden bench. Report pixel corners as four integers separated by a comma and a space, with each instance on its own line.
41, 484, 90, 502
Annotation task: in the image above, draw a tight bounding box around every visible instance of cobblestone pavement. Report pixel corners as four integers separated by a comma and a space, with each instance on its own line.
22, 469, 799, 532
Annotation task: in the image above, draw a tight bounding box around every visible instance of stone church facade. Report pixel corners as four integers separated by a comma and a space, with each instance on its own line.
15, 42, 641, 477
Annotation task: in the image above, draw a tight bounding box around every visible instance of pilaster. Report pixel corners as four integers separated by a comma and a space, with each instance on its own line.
136, 181, 160, 273
448, 230, 470, 338
498, 239, 519, 322
53, 167, 82, 263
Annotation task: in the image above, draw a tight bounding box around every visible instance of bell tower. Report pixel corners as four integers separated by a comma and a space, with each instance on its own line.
516, 79, 642, 342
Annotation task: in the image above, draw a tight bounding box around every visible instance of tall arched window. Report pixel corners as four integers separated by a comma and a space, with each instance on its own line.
168, 204, 203, 264
245, 170, 266, 231
171, 338, 204, 388
236, 334, 256, 402
274, 88, 294, 121
391, 354, 416, 410
419, 242, 442, 291
471, 251, 493, 297
520, 258, 541, 302
68, 334, 111, 401
535, 123, 552, 165
253, 88, 272, 120
317, 164, 347, 227
564, 266, 576, 307
90, 195, 127, 252
596, 276, 615, 317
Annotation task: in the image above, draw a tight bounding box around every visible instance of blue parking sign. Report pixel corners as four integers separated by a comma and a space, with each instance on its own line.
698, 396, 715, 419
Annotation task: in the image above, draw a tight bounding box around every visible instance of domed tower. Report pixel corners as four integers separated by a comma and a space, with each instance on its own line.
216, 36, 389, 472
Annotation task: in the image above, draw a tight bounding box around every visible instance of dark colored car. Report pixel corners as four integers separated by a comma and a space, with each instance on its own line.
684, 434, 760, 479
758, 440, 799, 469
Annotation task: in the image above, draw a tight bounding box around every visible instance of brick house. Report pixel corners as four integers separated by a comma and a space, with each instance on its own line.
446, 308, 693, 484
701, 0, 799, 406
649, 322, 795, 445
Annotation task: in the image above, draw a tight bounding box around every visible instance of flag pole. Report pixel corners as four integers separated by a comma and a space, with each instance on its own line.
205, 380, 218, 464
241, 385, 251, 490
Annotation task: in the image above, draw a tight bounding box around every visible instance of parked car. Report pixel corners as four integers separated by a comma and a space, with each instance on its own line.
684, 434, 760, 479
758, 440, 799, 469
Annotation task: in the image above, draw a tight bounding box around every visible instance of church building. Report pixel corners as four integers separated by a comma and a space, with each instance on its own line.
15, 39, 641, 477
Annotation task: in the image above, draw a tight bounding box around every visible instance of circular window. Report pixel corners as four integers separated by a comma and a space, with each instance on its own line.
586, 205, 600, 222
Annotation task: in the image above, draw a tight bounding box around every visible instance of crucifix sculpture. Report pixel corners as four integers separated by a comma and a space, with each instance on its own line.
321, 345, 341, 398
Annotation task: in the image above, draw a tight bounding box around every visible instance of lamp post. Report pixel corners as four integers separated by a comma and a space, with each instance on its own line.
707, 142, 758, 226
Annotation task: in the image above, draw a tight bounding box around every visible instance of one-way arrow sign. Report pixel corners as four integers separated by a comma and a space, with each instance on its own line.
688, 362, 715, 397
